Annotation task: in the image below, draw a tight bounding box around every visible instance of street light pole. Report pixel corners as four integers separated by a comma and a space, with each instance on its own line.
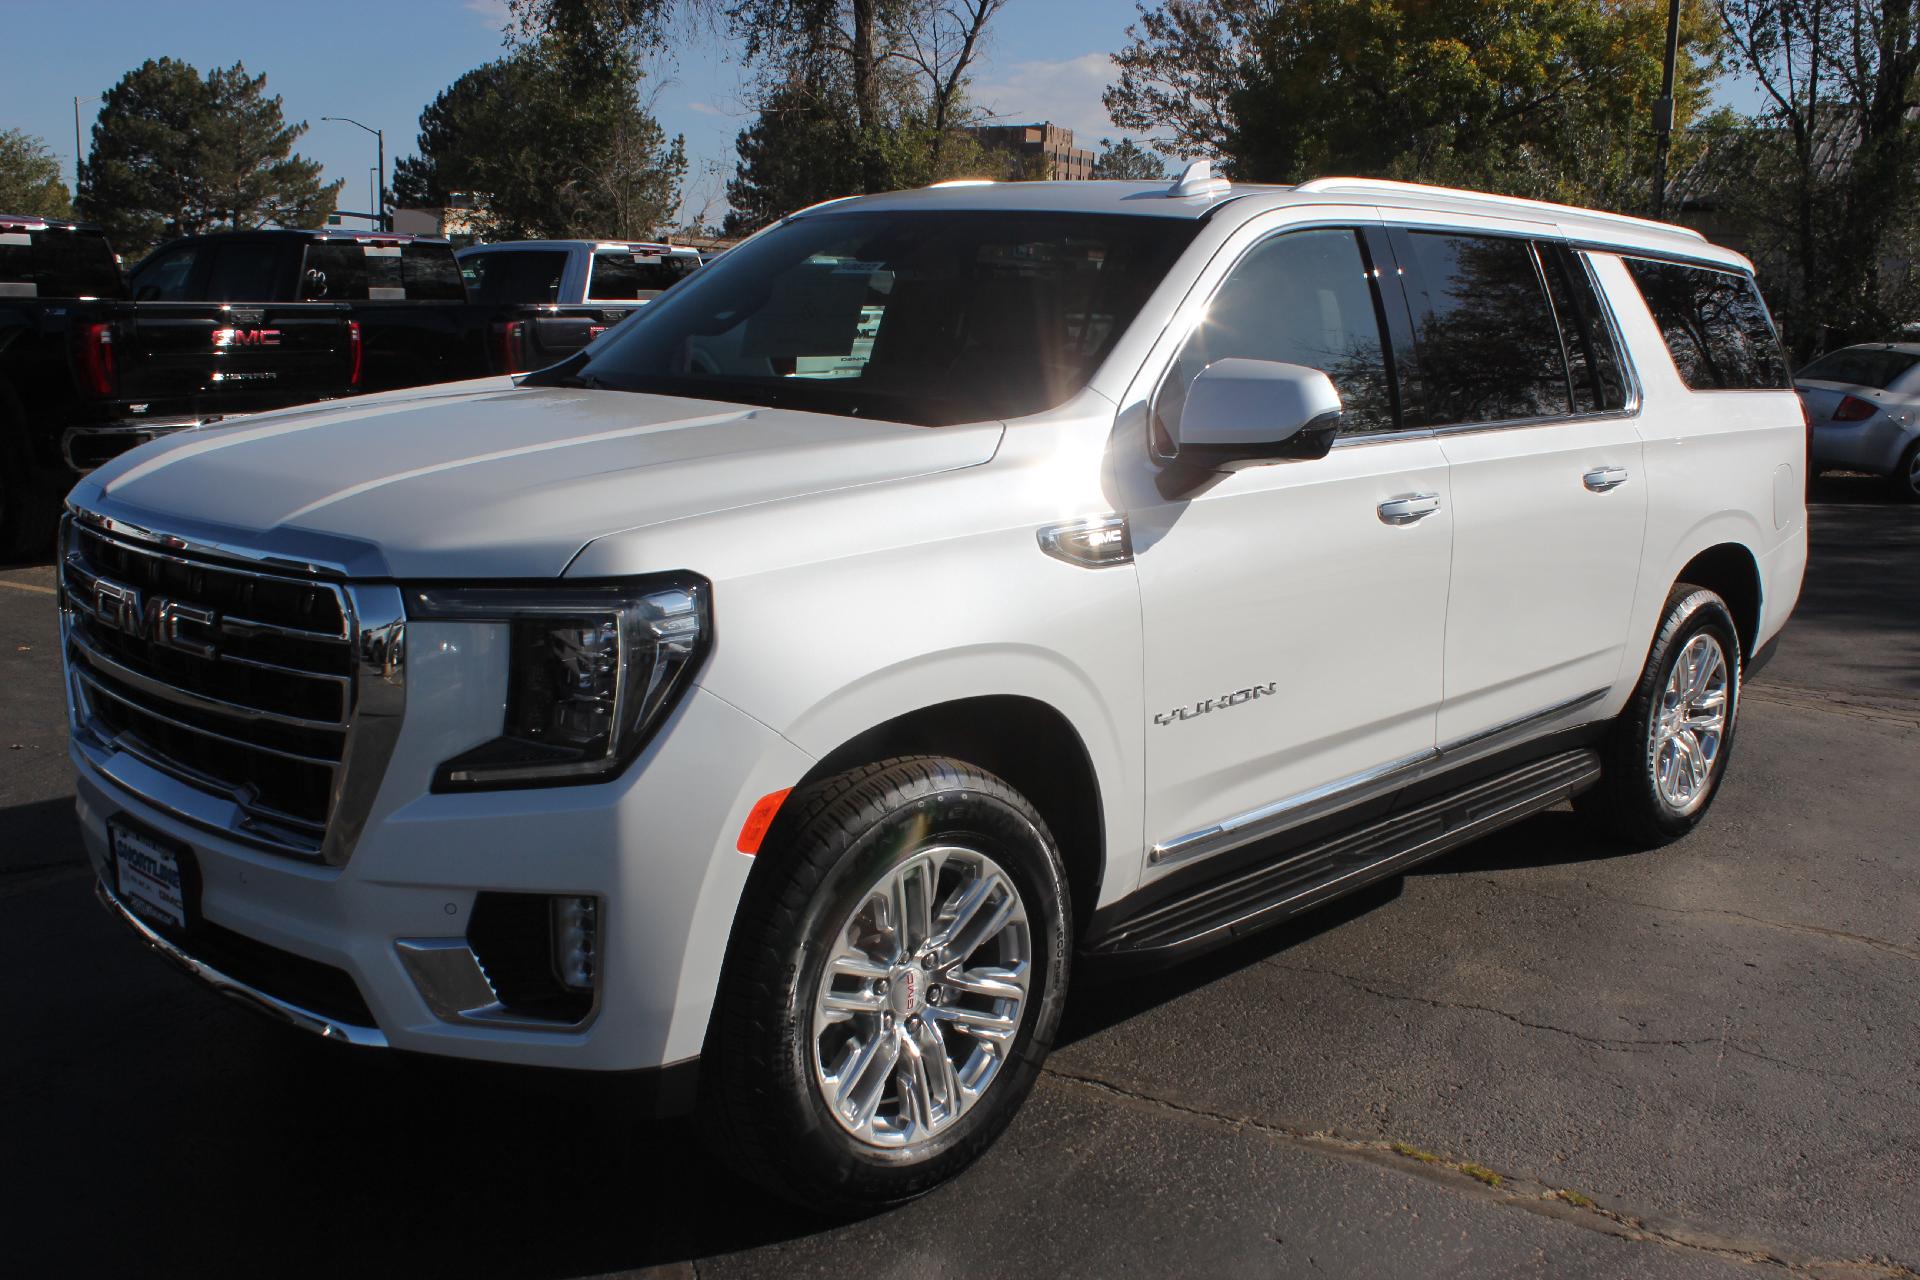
73, 94, 101, 193
322, 116, 386, 231
1653, 0, 1682, 220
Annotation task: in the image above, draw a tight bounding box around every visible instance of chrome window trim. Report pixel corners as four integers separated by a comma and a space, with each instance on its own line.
1149, 687, 1611, 872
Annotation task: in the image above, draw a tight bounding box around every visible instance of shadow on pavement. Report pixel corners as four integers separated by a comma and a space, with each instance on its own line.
0, 795, 83, 877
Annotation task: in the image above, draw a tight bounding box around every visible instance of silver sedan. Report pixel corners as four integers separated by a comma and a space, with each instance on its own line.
1797, 343, 1920, 501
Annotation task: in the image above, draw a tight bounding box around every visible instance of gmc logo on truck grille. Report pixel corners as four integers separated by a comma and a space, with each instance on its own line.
212, 327, 281, 348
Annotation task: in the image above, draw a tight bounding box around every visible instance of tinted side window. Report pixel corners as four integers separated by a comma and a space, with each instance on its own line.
399, 245, 467, 300
1623, 258, 1790, 390
1400, 232, 1569, 425
1157, 228, 1395, 444
128, 246, 199, 302
204, 241, 285, 300
1539, 246, 1627, 414
468, 251, 567, 303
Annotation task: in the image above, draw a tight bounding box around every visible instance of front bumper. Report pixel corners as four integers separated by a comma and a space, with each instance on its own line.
74, 682, 815, 1072
1809, 415, 1915, 475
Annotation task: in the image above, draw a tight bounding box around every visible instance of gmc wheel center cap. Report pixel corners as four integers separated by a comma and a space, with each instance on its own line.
891, 966, 925, 1018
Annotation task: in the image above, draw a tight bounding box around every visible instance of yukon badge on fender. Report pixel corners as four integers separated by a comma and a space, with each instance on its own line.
1154, 682, 1279, 726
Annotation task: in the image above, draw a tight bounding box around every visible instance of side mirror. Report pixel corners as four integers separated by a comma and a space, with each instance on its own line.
1173, 358, 1343, 469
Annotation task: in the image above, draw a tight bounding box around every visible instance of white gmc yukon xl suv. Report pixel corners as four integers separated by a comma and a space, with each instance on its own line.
62, 171, 1806, 1211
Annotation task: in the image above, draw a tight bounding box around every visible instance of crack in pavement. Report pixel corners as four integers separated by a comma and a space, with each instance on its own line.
1042, 1066, 1920, 1279
1269, 962, 1915, 1107
1744, 682, 1920, 730
1271, 961, 1725, 1053
1477, 879, 1920, 965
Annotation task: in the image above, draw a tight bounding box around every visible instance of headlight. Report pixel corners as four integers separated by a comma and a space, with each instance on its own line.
409, 576, 711, 790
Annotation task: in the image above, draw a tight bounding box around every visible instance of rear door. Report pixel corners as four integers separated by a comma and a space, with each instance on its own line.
1385, 223, 1648, 747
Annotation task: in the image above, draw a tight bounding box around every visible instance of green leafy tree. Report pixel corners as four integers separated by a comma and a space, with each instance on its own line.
393, 38, 685, 239
77, 58, 336, 254
1091, 135, 1166, 180
0, 129, 73, 218
1105, 0, 1721, 210
724, 80, 866, 233
1708, 0, 1920, 356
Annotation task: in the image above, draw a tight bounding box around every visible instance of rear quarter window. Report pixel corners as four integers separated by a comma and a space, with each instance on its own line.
1623, 258, 1790, 390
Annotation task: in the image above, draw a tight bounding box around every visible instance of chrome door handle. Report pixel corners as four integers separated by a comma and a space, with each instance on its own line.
1377, 493, 1441, 525
1583, 466, 1630, 492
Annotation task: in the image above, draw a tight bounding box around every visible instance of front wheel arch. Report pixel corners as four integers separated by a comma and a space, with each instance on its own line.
781, 694, 1106, 942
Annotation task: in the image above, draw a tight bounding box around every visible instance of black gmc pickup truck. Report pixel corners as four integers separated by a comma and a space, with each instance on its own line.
1, 215, 360, 557
125, 227, 616, 385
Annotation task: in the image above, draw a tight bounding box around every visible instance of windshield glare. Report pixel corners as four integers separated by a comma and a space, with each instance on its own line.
562, 211, 1198, 425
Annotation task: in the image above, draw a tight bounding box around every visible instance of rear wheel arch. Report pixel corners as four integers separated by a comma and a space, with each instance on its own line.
1672, 542, 1763, 659
768, 695, 1106, 942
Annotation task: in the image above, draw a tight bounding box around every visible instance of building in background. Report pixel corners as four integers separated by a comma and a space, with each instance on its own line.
965, 123, 1095, 180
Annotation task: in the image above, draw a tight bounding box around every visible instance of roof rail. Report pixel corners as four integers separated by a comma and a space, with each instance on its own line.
1170, 159, 1232, 199
1291, 177, 1707, 241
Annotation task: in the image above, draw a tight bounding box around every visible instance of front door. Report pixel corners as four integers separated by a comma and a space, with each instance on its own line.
1132, 226, 1452, 873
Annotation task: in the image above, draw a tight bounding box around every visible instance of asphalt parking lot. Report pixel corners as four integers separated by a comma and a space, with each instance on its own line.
4, 479, 1915, 1279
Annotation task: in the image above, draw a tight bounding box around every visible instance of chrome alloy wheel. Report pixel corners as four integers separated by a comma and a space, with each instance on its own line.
1650, 631, 1731, 813
811, 845, 1031, 1149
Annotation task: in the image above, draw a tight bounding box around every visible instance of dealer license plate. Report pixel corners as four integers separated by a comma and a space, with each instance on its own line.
111, 819, 189, 931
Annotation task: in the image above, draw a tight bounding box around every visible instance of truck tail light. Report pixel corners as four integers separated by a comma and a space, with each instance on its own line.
493, 320, 527, 374
78, 322, 117, 397
1832, 394, 1876, 422
346, 320, 363, 387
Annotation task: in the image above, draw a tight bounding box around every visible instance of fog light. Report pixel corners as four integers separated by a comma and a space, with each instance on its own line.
551, 895, 599, 992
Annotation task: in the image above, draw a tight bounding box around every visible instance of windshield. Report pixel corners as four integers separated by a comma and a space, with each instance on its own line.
553, 211, 1199, 425
1797, 346, 1920, 390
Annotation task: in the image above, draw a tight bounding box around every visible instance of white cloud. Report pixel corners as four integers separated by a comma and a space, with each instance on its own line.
465, 0, 511, 27
687, 101, 727, 117
967, 51, 1119, 149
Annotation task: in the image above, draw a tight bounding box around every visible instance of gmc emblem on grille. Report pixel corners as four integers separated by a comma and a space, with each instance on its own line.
89, 577, 218, 658
212, 327, 281, 347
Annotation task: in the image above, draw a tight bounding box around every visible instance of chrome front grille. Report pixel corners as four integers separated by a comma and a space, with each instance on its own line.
60, 512, 406, 864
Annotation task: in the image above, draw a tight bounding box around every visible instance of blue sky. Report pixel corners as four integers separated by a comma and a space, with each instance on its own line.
0, 0, 1147, 223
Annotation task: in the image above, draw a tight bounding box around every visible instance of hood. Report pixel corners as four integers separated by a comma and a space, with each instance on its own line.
70, 382, 1004, 579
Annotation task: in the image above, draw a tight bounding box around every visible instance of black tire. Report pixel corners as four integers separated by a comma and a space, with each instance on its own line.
1575, 585, 1743, 848
1891, 440, 1920, 503
703, 755, 1071, 1215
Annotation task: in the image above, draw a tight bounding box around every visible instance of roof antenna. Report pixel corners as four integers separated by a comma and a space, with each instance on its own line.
1169, 158, 1231, 198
